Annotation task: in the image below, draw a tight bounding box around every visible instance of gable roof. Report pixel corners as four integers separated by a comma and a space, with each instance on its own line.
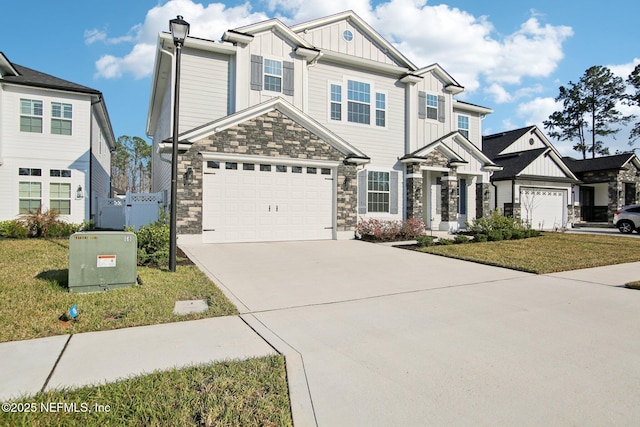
482, 126, 534, 159
1, 62, 101, 95
414, 63, 464, 93
229, 18, 314, 49
290, 10, 417, 71
402, 131, 501, 170
490, 148, 549, 180
0, 52, 19, 77
563, 153, 640, 173
176, 97, 369, 162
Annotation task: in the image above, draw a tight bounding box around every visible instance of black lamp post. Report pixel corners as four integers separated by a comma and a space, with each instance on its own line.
169, 15, 190, 272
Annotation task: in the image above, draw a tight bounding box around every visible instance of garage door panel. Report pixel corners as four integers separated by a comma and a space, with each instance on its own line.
520, 187, 565, 231
203, 160, 334, 243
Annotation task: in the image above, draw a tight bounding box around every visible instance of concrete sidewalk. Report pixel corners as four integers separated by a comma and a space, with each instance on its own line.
0, 316, 276, 402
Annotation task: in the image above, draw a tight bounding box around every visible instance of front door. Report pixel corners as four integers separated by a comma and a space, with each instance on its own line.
580, 186, 595, 221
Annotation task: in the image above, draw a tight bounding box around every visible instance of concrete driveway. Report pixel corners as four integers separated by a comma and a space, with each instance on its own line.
181, 240, 640, 426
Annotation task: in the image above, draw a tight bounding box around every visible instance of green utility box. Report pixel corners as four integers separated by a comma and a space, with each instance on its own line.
68, 232, 137, 293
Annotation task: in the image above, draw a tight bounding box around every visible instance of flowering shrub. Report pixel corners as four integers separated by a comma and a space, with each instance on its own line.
356, 218, 427, 241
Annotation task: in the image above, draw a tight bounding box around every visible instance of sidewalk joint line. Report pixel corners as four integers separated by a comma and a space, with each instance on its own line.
41, 334, 72, 393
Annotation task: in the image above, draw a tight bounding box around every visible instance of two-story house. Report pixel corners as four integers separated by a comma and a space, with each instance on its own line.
147, 11, 500, 243
0, 52, 116, 224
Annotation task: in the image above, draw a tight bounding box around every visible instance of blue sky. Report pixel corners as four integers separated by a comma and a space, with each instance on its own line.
4, 0, 640, 157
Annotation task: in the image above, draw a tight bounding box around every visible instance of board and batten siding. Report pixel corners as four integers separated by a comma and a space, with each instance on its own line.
151, 82, 173, 194
520, 155, 568, 178
179, 48, 231, 134
90, 111, 111, 201
499, 134, 546, 155
416, 73, 451, 148
297, 21, 400, 66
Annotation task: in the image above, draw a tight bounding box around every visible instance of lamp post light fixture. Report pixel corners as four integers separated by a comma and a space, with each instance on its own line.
169, 15, 190, 272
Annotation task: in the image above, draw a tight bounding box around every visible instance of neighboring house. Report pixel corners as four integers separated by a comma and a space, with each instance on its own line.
482, 126, 579, 230
0, 52, 116, 225
147, 11, 501, 243
563, 153, 640, 223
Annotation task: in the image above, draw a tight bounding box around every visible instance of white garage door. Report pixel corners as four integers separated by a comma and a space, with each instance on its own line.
202, 160, 334, 243
520, 187, 565, 230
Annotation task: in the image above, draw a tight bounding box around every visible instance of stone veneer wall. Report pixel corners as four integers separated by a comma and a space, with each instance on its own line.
176, 110, 350, 234
476, 183, 491, 219
405, 163, 422, 219
580, 164, 640, 222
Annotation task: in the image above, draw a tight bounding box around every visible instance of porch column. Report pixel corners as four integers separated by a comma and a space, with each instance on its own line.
440, 172, 458, 224
476, 182, 491, 218
406, 163, 423, 219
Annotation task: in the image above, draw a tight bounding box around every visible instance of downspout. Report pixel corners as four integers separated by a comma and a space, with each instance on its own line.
491, 181, 498, 210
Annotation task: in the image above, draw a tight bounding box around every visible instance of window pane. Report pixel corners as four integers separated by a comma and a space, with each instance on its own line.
376, 93, 385, 109
347, 80, 370, 103
50, 199, 70, 215
321, 168, 331, 175
330, 84, 342, 102
276, 165, 287, 173
264, 59, 282, 76
330, 103, 342, 121
19, 199, 41, 214
260, 164, 271, 172
376, 110, 385, 127
225, 162, 238, 170
52, 102, 61, 118
347, 102, 370, 124
207, 161, 220, 169
307, 167, 317, 174
426, 94, 438, 120
264, 75, 282, 92
20, 116, 43, 133
243, 163, 255, 171
51, 119, 72, 135
292, 166, 302, 173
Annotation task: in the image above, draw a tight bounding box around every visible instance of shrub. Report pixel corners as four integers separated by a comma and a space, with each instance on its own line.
416, 235, 435, 247
501, 229, 513, 240
473, 233, 488, 243
135, 220, 170, 266
356, 218, 428, 242
20, 208, 61, 237
0, 220, 28, 239
47, 221, 80, 238
511, 229, 525, 240
453, 234, 470, 244
487, 230, 504, 241
438, 238, 454, 245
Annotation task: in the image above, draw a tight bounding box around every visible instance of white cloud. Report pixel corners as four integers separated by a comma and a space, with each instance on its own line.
516, 97, 558, 127
485, 83, 513, 104
93, 0, 572, 92
84, 29, 107, 45
608, 58, 640, 80
94, 0, 268, 79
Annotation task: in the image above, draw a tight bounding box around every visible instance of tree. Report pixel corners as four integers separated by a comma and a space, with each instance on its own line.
626, 63, 640, 144
544, 65, 632, 159
111, 136, 152, 193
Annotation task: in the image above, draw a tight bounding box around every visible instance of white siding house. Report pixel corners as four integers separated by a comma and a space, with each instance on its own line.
146, 11, 502, 242
0, 52, 116, 224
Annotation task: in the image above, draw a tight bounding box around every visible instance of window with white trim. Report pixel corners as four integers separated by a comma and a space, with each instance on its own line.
367, 171, 390, 213
426, 94, 438, 120
458, 115, 470, 139
50, 183, 71, 215
330, 84, 342, 121
20, 99, 43, 133
347, 80, 371, 124
264, 59, 282, 92
375, 93, 386, 127
19, 182, 41, 214
51, 102, 72, 135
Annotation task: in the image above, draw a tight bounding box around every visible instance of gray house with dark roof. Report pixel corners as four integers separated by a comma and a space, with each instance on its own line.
482, 126, 579, 230
0, 52, 116, 223
563, 153, 640, 222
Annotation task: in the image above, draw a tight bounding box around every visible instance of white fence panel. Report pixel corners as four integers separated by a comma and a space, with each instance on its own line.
97, 192, 165, 230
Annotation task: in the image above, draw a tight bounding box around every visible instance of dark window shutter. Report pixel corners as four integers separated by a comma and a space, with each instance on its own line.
283, 61, 294, 96
250, 55, 263, 91
418, 91, 426, 119
358, 170, 368, 215
437, 95, 445, 122
390, 171, 399, 214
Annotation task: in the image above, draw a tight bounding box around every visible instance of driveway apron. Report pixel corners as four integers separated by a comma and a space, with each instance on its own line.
181, 240, 640, 426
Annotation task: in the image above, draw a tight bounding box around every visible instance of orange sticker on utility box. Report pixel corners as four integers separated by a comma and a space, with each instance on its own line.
97, 255, 117, 268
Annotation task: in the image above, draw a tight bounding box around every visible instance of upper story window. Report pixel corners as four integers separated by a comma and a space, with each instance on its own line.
19, 168, 42, 176
50, 169, 71, 177
20, 99, 43, 133
419, 92, 445, 123
264, 59, 282, 92
347, 80, 371, 124
458, 115, 470, 139
330, 80, 386, 128
250, 55, 294, 96
426, 94, 438, 120
375, 93, 386, 127
330, 84, 342, 121
51, 102, 72, 135
343, 30, 354, 42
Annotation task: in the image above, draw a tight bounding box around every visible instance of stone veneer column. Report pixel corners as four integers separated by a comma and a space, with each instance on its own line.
476, 182, 491, 219
440, 172, 458, 222
406, 163, 423, 219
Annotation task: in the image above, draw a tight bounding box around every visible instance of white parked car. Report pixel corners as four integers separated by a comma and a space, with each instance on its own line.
613, 204, 640, 233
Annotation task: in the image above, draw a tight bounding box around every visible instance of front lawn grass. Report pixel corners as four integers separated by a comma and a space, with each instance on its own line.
420, 232, 640, 274
0, 355, 293, 427
0, 238, 238, 343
